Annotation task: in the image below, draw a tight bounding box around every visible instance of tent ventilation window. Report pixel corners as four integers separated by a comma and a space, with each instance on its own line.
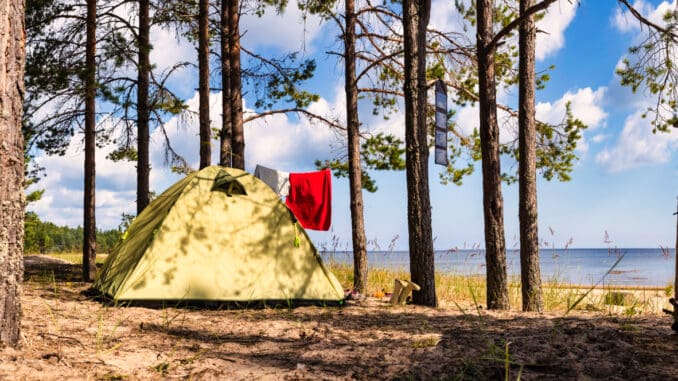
212, 170, 248, 197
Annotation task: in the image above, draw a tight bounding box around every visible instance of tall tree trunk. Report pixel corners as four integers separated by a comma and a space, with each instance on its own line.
518, 0, 542, 312
673, 197, 677, 331
220, 0, 232, 167
137, 0, 150, 212
344, 0, 368, 293
83, 0, 97, 282
477, 0, 509, 310
198, 0, 211, 169
229, 0, 244, 169
403, 0, 436, 307
0, 0, 25, 347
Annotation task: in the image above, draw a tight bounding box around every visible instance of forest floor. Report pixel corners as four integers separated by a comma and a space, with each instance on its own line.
1, 255, 677, 380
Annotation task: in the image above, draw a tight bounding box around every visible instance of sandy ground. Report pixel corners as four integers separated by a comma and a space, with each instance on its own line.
1, 255, 677, 380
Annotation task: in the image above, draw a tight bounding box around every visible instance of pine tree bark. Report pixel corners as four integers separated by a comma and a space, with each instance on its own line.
219, 0, 232, 167
344, 0, 368, 293
477, 0, 509, 309
198, 0, 211, 169
403, 0, 437, 307
673, 198, 677, 331
518, 0, 542, 312
83, 0, 97, 282
137, 0, 150, 212
229, 0, 244, 170
0, 0, 25, 347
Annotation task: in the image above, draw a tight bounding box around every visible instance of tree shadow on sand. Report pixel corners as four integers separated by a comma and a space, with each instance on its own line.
22, 256, 678, 380
136, 305, 678, 380
23, 255, 95, 283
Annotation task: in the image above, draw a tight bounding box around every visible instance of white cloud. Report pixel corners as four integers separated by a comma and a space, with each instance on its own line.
612, 0, 677, 33
139, 2, 326, 66
368, 109, 406, 141
29, 82, 349, 229
577, 137, 590, 154
244, 94, 343, 170
28, 129, 138, 229
536, 0, 578, 60
240, 3, 326, 52
536, 87, 608, 130
591, 133, 610, 143
595, 110, 678, 172
534, 87, 608, 154
449, 102, 519, 145
150, 86, 345, 174
454, 103, 479, 137
150, 27, 195, 72
604, 0, 678, 173
148, 92, 216, 179
612, 2, 645, 33
429, 0, 469, 36
428, 0, 577, 61
147, 3, 329, 96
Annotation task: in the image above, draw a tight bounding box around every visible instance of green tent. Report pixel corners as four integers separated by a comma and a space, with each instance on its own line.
94, 166, 344, 303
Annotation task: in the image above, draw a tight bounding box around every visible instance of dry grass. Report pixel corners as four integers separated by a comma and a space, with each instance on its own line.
34, 253, 672, 315
327, 263, 673, 315
36, 253, 108, 265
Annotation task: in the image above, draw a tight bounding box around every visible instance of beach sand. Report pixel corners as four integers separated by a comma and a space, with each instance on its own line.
2, 255, 677, 380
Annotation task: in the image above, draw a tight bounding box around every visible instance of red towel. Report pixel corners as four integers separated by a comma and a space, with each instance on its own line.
285, 169, 332, 231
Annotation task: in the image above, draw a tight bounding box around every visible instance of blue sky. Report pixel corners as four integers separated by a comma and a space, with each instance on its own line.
28, 0, 677, 249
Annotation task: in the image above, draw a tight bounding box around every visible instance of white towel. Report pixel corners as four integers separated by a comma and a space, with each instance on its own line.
254, 165, 290, 197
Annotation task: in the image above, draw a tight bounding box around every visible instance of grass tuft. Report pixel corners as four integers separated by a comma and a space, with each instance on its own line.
327, 260, 668, 314
39, 252, 108, 265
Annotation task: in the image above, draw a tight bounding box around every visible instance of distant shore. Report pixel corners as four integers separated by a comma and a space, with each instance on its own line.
321, 247, 676, 288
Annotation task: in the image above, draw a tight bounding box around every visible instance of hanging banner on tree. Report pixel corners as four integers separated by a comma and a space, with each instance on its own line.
434, 79, 448, 166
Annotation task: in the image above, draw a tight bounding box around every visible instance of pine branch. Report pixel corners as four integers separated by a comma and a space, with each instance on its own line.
243, 108, 347, 132
487, 0, 559, 53
618, 0, 678, 39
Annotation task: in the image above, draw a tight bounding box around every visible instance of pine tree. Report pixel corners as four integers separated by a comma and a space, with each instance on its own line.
198, 0, 211, 169
137, 0, 151, 213
343, 0, 368, 293
518, 0, 542, 312
299, 0, 412, 293
83, 0, 97, 282
617, 0, 678, 133
0, 0, 25, 347
403, 0, 437, 307
465, 0, 559, 310
155, 0, 322, 171
476, 0, 509, 310
219, 0, 232, 167
228, 0, 244, 169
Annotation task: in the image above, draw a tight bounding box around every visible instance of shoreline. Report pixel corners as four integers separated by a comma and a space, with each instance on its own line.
541, 283, 669, 291
24, 253, 676, 314
321, 247, 676, 288
26, 253, 673, 291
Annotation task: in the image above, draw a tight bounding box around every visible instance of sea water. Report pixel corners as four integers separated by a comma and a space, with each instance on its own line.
320, 248, 676, 287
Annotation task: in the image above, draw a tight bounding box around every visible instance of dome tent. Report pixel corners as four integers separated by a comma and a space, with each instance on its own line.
94, 166, 344, 304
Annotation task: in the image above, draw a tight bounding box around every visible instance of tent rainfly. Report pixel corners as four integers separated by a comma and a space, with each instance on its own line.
94, 166, 344, 303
